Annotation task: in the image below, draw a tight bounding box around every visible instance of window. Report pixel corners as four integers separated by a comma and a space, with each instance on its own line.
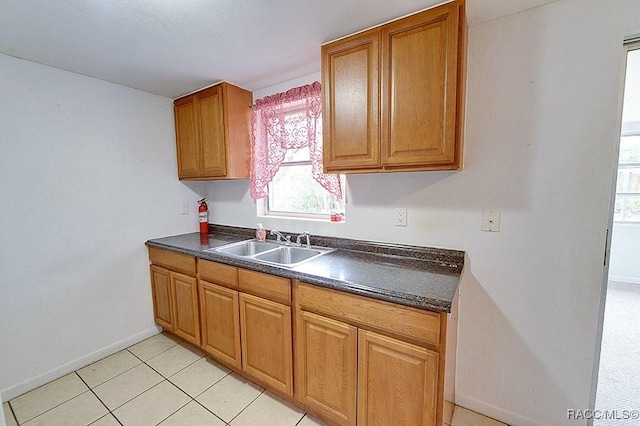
250, 82, 345, 221
614, 132, 640, 222
614, 45, 640, 223
264, 146, 346, 219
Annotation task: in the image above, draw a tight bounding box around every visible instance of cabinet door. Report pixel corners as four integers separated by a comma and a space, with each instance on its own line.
322, 30, 380, 172
171, 271, 201, 346
150, 265, 174, 332
381, 2, 459, 167
239, 293, 293, 396
197, 86, 227, 178
199, 280, 241, 369
295, 311, 357, 426
357, 330, 439, 426
174, 96, 199, 178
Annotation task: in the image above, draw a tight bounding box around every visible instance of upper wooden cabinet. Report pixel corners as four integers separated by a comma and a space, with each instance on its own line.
322, 0, 466, 173
173, 82, 252, 180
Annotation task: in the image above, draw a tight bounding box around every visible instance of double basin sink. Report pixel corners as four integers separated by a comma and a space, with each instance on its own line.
206, 239, 334, 268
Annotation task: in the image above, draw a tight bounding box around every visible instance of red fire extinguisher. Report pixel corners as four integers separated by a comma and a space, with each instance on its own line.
198, 198, 208, 235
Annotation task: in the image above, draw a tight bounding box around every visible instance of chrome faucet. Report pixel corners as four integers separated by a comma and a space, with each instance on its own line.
296, 231, 311, 249
270, 229, 292, 245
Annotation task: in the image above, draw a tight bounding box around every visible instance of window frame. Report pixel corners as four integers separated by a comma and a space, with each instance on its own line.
614, 130, 640, 224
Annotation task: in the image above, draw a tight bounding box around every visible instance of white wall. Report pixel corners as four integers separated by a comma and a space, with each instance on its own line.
205, 1, 640, 424
609, 224, 640, 283
0, 54, 206, 400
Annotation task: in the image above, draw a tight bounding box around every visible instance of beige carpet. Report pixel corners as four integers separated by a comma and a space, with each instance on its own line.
594, 281, 640, 425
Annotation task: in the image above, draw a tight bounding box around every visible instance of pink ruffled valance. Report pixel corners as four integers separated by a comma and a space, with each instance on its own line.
250, 82, 342, 199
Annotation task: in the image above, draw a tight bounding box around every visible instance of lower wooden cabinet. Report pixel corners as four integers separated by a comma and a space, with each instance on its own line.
199, 280, 241, 369
295, 310, 357, 426
170, 271, 200, 345
239, 292, 293, 396
150, 265, 173, 331
357, 330, 439, 426
294, 280, 451, 426
148, 251, 456, 426
149, 264, 200, 346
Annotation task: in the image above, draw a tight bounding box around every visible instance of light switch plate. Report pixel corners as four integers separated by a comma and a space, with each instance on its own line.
482, 210, 501, 232
181, 201, 189, 215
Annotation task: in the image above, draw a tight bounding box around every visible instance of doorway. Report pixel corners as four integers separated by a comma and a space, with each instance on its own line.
594, 44, 640, 425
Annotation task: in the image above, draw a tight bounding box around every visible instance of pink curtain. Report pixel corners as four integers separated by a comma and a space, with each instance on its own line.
250, 81, 342, 199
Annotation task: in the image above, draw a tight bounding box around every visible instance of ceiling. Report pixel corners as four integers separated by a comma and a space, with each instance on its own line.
0, 0, 559, 99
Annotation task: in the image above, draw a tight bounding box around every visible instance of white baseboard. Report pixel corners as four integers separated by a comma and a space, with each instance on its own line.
456, 393, 548, 426
608, 275, 640, 285
1, 326, 161, 401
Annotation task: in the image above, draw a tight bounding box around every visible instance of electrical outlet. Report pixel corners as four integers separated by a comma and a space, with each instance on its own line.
394, 208, 407, 227
181, 201, 189, 215
482, 209, 501, 232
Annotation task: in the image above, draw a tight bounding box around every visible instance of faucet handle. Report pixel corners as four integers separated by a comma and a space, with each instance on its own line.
296, 231, 311, 248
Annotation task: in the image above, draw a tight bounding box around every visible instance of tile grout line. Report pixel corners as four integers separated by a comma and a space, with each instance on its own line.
191, 399, 229, 425
6, 401, 19, 426
8, 375, 91, 426
150, 350, 231, 425
141, 343, 230, 424
79, 353, 142, 390
294, 414, 309, 426
75, 372, 124, 426
226, 387, 267, 424
125, 334, 183, 364
150, 380, 195, 425
189, 364, 231, 400
131, 340, 203, 381
15, 389, 95, 426
138, 338, 300, 425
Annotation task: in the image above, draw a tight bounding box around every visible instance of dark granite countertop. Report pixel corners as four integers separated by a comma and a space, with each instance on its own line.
145, 225, 464, 313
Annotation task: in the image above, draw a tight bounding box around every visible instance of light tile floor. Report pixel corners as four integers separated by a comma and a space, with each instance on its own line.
3, 333, 507, 426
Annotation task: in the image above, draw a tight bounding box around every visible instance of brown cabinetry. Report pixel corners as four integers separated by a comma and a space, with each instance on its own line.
149, 265, 173, 331
322, 0, 466, 174
294, 280, 451, 426
196, 259, 294, 397
295, 310, 357, 425
240, 293, 293, 396
148, 247, 456, 425
173, 82, 252, 180
199, 280, 241, 369
357, 330, 439, 426
197, 259, 242, 369
148, 248, 200, 346
238, 269, 293, 397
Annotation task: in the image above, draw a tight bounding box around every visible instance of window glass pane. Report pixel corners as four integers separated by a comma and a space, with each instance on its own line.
268, 164, 340, 214
283, 147, 310, 162
628, 168, 640, 193
614, 196, 623, 221
617, 167, 640, 193
615, 195, 640, 222
619, 135, 640, 164
617, 170, 626, 192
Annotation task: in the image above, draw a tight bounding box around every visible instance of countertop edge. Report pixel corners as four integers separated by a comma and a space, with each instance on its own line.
145, 234, 459, 313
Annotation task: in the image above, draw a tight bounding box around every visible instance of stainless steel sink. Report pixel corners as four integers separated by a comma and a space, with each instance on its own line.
253, 246, 325, 265
213, 240, 279, 256
206, 239, 333, 267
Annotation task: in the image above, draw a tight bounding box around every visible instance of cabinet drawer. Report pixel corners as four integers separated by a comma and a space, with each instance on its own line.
197, 259, 238, 289
238, 269, 291, 305
148, 247, 196, 275
295, 281, 441, 347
